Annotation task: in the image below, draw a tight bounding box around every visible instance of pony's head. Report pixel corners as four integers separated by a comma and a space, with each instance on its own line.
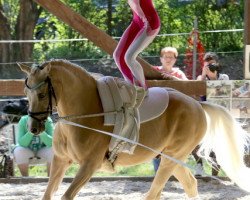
18, 62, 56, 135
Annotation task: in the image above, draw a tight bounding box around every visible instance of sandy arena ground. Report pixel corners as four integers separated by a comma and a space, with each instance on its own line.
0, 178, 250, 200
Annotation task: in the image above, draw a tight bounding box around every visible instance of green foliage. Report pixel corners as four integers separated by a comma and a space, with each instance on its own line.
1, 0, 19, 36
1, 0, 245, 63
151, 0, 244, 54
33, 41, 106, 62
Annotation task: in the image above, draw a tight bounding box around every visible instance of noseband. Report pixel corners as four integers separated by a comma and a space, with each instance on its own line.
25, 77, 57, 122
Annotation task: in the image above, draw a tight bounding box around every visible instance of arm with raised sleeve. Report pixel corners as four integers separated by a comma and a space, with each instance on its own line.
39, 117, 54, 147
17, 116, 33, 147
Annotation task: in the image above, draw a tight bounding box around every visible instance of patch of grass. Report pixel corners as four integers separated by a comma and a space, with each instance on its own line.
94, 162, 155, 177
14, 165, 48, 177
14, 157, 226, 177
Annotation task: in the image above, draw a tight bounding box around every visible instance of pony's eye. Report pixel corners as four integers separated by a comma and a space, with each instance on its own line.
38, 93, 46, 99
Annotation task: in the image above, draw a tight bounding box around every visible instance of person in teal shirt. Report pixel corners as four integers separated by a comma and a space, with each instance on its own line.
13, 115, 54, 176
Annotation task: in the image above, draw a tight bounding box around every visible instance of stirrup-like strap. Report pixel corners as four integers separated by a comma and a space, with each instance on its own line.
97, 77, 146, 156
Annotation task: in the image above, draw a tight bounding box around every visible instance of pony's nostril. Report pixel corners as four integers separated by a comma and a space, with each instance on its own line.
31, 127, 38, 134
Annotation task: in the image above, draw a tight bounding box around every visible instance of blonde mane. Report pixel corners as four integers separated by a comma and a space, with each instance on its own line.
41, 59, 93, 80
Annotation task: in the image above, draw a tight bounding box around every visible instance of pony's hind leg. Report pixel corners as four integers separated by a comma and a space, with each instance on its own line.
172, 165, 199, 199
42, 155, 72, 200
144, 157, 178, 200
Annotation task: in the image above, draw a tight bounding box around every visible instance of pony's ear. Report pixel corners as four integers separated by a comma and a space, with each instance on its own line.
17, 63, 31, 75
44, 63, 52, 74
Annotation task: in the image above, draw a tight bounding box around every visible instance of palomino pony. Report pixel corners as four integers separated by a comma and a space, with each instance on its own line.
18, 60, 250, 200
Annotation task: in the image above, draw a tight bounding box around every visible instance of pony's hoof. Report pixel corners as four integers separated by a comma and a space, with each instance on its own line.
99, 159, 115, 173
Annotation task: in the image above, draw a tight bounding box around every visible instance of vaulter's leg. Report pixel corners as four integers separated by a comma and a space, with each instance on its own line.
172, 165, 199, 199
144, 156, 178, 200
42, 155, 72, 200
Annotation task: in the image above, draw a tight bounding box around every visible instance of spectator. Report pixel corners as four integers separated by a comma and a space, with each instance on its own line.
197, 52, 229, 81
152, 46, 188, 173
153, 46, 188, 80
13, 115, 54, 176
194, 52, 229, 176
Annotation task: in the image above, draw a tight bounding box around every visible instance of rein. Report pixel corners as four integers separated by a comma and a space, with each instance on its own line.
59, 118, 194, 169
59, 117, 222, 181
54, 111, 117, 121
53, 111, 190, 167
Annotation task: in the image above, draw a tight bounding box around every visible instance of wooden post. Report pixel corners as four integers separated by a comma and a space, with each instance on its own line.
244, 0, 250, 79
245, 0, 250, 45
192, 17, 198, 80
33, 0, 162, 79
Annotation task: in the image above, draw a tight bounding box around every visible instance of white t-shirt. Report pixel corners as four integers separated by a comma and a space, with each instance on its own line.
217, 73, 229, 80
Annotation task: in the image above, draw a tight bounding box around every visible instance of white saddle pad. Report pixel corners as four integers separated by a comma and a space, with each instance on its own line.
139, 87, 169, 123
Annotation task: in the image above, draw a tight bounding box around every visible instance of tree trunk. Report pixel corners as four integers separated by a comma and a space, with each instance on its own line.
106, 0, 113, 35
0, 2, 12, 76
14, 0, 42, 62
0, 0, 41, 79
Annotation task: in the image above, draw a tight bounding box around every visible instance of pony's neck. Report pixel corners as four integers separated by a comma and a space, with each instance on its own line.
50, 61, 102, 117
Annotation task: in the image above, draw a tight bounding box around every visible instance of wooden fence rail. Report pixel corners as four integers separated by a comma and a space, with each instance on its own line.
0, 80, 25, 96
0, 79, 206, 97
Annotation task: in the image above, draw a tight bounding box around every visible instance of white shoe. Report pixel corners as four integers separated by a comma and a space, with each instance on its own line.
187, 196, 201, 200
195, 163, 204, 176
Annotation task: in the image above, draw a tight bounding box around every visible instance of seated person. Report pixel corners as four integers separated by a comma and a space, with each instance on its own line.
13, 115, 54, 176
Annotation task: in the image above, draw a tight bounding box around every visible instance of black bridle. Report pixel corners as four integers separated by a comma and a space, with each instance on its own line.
25, 77, 57, 122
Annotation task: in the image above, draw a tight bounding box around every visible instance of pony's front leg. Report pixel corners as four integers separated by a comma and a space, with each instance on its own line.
61, 160, 100, 200
42, 155, 72, 200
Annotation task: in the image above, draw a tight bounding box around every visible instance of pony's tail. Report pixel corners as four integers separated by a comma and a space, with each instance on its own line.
200, 102, 250, 192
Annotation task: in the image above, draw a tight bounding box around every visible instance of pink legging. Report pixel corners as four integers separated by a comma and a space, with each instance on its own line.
113, 0, 160, 89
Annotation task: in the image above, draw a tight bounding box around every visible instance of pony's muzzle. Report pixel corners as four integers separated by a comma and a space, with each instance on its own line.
30, 127, 39, 134
28, 118, 45, 135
